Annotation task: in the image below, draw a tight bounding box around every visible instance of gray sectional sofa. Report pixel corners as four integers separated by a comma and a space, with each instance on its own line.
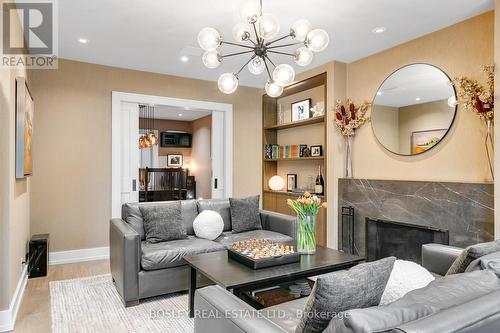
109, 199, 296, 306
194, 243, 500, 333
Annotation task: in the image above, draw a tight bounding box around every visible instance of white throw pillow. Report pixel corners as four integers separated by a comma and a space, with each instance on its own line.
193, 210, 224, 240
379, 259, 435, 305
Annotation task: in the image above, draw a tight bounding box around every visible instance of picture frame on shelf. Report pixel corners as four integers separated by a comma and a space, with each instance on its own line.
287, 174, 297, 192
310, 145, 323, 157
167, 154, 183, 167
291, 98, 311, 122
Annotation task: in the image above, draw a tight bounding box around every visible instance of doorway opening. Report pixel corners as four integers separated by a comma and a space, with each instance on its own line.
139, 105, 212, 202
111, 92, 233, 218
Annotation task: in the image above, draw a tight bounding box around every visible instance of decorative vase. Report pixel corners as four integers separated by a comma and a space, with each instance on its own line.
485, 119, 494, 180
345, 135, 353, 178
296, 214, 317, 254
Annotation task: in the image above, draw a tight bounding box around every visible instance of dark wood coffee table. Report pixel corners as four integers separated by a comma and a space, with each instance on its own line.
184, 246, 363, 317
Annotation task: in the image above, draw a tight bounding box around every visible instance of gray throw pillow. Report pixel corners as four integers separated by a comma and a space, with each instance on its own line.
447, 239, 500, 275
139, 202, 187, 243
229, 195, 262, 233
295, 257, 396, 333
466, 250, 500, 277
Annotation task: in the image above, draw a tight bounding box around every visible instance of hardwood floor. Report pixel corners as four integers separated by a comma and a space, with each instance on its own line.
13, 260, 109, 332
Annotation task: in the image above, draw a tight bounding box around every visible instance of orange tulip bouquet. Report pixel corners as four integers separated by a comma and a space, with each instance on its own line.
287, 192, 327, 254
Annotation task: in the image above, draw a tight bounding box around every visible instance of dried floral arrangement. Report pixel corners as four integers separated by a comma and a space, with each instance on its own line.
334, 99, 371, 136
454, 65, 494, 121
454, 65, 495, 180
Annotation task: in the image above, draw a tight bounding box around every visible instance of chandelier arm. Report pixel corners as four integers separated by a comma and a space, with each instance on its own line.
221, 41, 255, 49
263, 57, 272, 81
220, 50, 255, 58
265, 34, 291, 47
267, 42, 303, 49
267, 50, 296, 57
236, 54, 257, 75
264, 55, 276, 67
252, 22, 261, 45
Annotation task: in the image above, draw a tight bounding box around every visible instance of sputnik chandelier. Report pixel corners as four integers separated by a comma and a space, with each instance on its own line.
197, 0, 329, 97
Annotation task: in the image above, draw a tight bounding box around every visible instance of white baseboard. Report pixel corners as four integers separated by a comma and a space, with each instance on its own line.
49, 246, 110, 265
0, 265, 28, 332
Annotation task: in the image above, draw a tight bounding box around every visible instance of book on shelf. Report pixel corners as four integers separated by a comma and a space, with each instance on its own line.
299, 144, 308, 157
265, 145, 273, 159
290, 145, 299, 158
272, 145, 279, 159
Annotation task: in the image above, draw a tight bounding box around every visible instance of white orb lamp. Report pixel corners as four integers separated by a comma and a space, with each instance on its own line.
305, 29, 329, 52
290, 19, 311, 42
233, 23, 251, 42
197, 27, 222, 51
257, 14, 280, 40
202, 50, 221, 69
268, 175, 285, 191
240, 0, 262, 24
248, 57, 265, 75
265, 80, 283, 98
273, 64, 295, 86
218, 73, 239, 94
294, 47, 313, 67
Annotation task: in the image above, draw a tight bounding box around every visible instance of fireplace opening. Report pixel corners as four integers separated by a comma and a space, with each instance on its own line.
365, 218, 449, 264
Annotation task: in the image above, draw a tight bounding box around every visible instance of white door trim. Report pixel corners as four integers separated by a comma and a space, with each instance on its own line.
111, 91, 233, 218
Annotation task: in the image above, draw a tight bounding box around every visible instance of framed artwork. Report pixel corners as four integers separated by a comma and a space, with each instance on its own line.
15, 77, 34, 178
411, 129, 447, 155
287, 174, 297, 192
291, 98, 311, 122
167, 154, 183, 167
310, 145, 323, 157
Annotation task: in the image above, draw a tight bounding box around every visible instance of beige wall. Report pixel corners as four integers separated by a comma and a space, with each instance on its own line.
191, 115, 212, 199
30, 59, 261, 252
347, 11, 494, 182
398, 99, 455, 154
0, 1, 31, 310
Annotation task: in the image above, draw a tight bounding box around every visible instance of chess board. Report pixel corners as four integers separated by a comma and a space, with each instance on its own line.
228, 239, 300, 269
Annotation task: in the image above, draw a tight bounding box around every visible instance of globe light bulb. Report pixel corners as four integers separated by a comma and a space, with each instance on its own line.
232, 23, 251, 42
265, 80, 284, 98
294, 47, 313, 67
272, 64, 295, 86
290, 19, 312, 42
202, 50, 221, 69
248, 57, 265, 75
197, 27, 221, 51
240, 0, 261, 24
218, 73, 239, 94
305, 29, 329, 52
257, 14, 280, 40
268, 175, 285, 191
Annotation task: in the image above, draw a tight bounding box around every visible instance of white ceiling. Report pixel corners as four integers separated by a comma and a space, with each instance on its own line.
374, 64, 455, 108
150, 105, 211, 121
59, 0, 494, 88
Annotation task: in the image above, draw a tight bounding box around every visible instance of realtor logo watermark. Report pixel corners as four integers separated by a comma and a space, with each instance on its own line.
2, 0, 58, 68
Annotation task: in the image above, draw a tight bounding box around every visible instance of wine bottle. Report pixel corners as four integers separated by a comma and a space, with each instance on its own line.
315, 165, 324, 195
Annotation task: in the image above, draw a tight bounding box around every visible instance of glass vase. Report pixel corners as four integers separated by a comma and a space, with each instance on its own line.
297, 215, 317, 254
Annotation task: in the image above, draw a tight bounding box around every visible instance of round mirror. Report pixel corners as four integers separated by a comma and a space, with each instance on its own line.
371, 64, 457, 156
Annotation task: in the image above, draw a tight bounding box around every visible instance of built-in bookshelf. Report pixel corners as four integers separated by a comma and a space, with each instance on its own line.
262, 72, 327, 246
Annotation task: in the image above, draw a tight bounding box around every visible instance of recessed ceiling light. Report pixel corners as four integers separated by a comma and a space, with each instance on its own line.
180, 56, 189, 63
78, 38, 89, 44
178, 113, 183, 117
372, 27, 386, 34
376, 91, 382, 96
415, 97, 421, 101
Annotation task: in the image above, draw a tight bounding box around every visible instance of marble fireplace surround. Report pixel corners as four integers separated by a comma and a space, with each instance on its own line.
338, 178, 494, 257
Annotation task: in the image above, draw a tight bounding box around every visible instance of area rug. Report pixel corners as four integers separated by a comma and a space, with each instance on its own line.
50, 274, 193, 333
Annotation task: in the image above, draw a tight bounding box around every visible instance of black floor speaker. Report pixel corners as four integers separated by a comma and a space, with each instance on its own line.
29, 234, 49, 278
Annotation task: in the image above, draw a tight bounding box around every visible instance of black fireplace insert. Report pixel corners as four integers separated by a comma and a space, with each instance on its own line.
365, 218, 449, 264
